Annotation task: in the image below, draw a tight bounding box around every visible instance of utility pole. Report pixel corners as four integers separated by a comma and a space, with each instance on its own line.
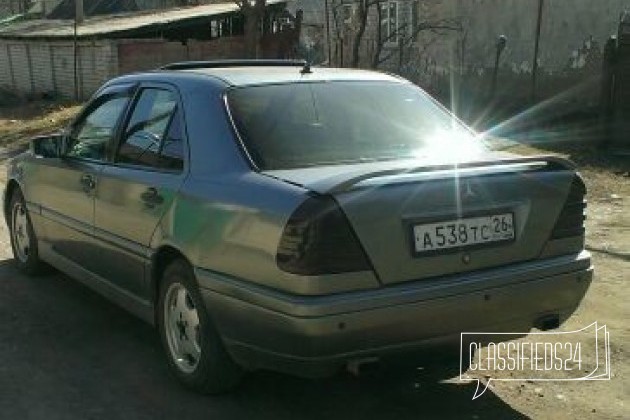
324, 0, 332, 65
532, 0, 544, 102
74, 0, 84, 101
75, 0, 84, 25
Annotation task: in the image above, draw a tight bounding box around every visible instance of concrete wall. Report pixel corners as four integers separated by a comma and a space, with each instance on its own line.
457, 0, 629, 72
313, 0, 629, 128
0, 39, 117, 99
450, 0, 629, 102
323, 1, 628, 74
434, 0, 630, 127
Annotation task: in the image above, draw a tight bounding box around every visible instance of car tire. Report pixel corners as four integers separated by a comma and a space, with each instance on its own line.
157, 259, 243, 394
9, 188, 46, 275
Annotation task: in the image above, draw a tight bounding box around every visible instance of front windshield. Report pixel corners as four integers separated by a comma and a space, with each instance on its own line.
227, 81, 486, 170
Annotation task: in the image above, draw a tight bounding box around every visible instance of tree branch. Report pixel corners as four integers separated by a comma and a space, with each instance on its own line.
374, 18, 462, 67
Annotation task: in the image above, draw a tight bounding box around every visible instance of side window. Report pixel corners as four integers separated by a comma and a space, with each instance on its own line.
118, 88, 184, 170
67, 95, 130, 161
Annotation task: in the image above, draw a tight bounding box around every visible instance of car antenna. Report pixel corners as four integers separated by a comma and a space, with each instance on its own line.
300, 60, 312, 75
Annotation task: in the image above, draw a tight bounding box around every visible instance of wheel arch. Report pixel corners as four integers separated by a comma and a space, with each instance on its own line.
150, 244, 193, 304
4, 179, 21, 223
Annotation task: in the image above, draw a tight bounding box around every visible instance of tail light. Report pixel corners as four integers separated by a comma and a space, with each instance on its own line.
276, 195, 371, 275
550, 174, 587, 239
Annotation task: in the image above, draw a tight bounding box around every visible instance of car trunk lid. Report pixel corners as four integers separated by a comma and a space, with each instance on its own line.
264, 154, 577, 285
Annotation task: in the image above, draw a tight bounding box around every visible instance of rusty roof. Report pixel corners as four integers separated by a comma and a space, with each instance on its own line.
0, 1, 286, 40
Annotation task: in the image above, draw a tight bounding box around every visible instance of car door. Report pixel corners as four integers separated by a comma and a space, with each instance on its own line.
26, 85, 134, 270
93, 84, 188, 299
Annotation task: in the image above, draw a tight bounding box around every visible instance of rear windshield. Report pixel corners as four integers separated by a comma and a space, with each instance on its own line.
226, 81, 485, 170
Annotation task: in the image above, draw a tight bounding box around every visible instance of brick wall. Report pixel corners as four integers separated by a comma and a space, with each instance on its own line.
117, 37, 246, 74
0, 39, 117, 99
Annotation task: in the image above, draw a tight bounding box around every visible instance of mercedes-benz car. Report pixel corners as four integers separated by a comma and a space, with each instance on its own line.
4, 60, 592, 393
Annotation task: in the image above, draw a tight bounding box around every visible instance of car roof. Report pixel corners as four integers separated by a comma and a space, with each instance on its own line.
164, 66, 405, 87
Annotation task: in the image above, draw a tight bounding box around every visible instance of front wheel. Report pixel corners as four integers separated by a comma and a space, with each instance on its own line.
9, 189, 46, 275
157, 259, 242, 394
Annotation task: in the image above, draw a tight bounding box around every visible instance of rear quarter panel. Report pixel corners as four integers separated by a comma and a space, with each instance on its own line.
150, 172, 380, 295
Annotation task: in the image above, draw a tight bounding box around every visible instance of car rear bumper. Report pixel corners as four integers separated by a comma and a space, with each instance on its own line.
196, 251, 593, 377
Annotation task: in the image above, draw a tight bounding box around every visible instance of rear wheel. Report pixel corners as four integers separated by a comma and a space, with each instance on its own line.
9, 189, 46, 275
157, 259, 242, 394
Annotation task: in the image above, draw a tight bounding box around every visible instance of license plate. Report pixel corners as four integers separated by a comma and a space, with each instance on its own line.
413, 213, 515, 254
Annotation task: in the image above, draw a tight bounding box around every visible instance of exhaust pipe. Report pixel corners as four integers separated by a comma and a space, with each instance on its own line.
346, 357, 380, 376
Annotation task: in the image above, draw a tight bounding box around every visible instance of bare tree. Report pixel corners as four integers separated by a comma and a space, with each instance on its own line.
330, 0, 461, 71
371, 14, 462, 70
349, 0, 381, 68
328, 0, 379, 67
328, 0, 346, 66
234, 0, 267, 58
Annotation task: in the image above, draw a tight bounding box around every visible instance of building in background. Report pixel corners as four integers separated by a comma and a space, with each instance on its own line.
1, 1, 35, 19
0, 1, 297, 100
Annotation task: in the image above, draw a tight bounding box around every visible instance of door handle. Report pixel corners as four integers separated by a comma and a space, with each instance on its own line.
79, 174, 96, 193
141, 187, 164, 207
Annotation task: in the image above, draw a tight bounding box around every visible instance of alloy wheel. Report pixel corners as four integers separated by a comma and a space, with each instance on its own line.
11, 202, 30, 263
163, 282, 202, 374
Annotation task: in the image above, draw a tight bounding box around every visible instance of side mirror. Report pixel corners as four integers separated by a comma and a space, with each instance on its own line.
30, 134, 64, 158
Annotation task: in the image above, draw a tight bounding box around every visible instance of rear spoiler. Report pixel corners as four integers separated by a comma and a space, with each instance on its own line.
320, 155, 576, 194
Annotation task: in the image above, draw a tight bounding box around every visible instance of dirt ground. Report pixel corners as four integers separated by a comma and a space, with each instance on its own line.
483, 143, 629, 419
0, 104, 627, 419
0, 102, 81, 151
